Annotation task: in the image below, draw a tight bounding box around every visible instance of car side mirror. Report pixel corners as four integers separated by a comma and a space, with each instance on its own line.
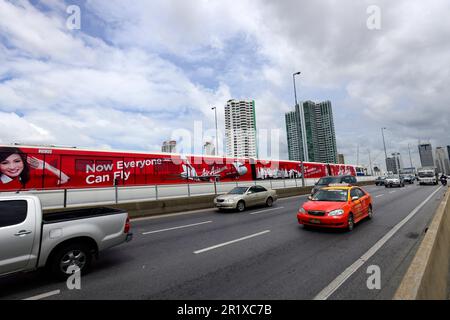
352, 196, 359, 201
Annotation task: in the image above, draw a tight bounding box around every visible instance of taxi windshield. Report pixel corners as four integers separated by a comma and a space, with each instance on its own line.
311, 189, 348, 202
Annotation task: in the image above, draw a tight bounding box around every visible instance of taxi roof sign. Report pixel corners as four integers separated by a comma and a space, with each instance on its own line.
328, 183, 352, 187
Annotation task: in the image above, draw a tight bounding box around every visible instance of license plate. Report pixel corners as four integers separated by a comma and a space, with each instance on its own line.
310, 219, 321, 224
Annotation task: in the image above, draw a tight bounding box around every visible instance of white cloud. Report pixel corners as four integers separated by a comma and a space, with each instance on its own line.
0, 0, 449, 169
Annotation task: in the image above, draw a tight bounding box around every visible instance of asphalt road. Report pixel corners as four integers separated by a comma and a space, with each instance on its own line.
0, 183, 446, 300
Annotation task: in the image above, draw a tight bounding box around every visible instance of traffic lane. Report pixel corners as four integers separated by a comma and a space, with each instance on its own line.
1, 184, 424, 300
49, 198, 306, 300
327, 186, 445, 300
114, 184, 435, 300
139, 185, 442, 299
0, 184, 422, 300
0, 196, 306, 300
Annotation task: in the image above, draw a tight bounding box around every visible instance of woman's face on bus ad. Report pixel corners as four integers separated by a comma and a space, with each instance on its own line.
0, 154, 24, 178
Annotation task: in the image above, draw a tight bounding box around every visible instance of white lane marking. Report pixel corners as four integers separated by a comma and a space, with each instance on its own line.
249, 207, 285, 215
194, 230, 271, 254
23, 290, 61, 300
389, 191, 396, 194
313, 186, 442, 300
375, 194, 384, 198
142, 221, 212, 235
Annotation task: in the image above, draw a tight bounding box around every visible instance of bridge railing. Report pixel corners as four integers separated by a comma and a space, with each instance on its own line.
1, 176, 375, 210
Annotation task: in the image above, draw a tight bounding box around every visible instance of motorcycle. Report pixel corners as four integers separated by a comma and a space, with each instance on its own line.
441, 178, 448, 186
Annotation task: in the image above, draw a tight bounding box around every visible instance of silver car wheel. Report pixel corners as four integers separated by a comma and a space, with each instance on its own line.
60, 250, 87, 274
237, 201, 245, 212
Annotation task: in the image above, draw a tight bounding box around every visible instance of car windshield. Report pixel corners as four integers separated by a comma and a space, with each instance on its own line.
418, 172, 434, 177
387, 175, 400, 179
317, 177, 341, 185
228, 187, 248, 195
311, 189, 348, 202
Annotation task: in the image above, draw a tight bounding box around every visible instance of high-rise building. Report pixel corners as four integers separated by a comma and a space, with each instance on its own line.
386, 152, 403, 174
386, 157, 398, 174
418, 143, 434, 167
285, 100, 337, 163
203, 141, 215, 156
161, 140, 176, 153
285, 111, 304, 161
435, 147, 450, 174
338, 154, 345, 164
391, 152, 403, 171
225, 99, 258, 158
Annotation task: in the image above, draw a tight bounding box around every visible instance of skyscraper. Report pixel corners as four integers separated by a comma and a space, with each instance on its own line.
338, 153, 345, 164
285, 100, 338, 163
418, 143, 434, 167
386, 152, 402, 174
285, 111, 304, 161
203, 141, 215, 156
435, 147, 450, 174
161, 140, 176, 153
225, 99, 258, 158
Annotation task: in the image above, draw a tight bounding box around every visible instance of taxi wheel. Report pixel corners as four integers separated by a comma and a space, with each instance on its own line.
347, 214, 354, 231
367, 206, 373, 219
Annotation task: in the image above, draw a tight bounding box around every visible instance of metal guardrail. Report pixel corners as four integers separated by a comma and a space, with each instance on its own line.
0, 176, 376, 210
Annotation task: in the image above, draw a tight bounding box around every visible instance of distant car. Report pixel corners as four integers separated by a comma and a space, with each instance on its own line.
402, 175, 415, 184
311, 175, 357, 195
297, 185, 373, 231
384, 175, 405, 188
214, 186, 278, 212
375, 176, 386, 186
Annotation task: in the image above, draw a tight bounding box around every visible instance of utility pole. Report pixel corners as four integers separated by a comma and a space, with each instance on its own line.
381, 127, 388, 173
368, 149, 373, 176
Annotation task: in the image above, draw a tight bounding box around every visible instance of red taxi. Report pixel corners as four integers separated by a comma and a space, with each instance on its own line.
297, 185, 373, 231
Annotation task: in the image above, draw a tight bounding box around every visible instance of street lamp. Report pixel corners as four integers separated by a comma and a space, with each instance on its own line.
293, 71, 305, 187
211, 107, 219, 156
381, 127, 388, 173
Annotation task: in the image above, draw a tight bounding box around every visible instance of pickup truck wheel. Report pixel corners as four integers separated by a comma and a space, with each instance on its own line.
50, 243, 92, 280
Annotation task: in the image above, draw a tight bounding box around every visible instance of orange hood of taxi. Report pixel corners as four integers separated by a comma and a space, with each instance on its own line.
302, 200, 347, 212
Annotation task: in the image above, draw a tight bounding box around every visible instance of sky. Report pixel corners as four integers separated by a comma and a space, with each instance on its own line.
0, 0, 449, 170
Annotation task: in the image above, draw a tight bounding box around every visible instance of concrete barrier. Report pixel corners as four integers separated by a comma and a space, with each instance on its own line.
394, 188, 450, 300
44, 181, 375, 218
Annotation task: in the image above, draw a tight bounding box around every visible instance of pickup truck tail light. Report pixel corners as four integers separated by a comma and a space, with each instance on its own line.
124, 215, 131, 234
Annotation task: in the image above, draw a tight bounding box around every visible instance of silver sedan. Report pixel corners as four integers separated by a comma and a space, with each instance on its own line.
214, 185, 278, 212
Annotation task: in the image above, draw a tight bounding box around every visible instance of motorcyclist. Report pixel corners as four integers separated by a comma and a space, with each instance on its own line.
440, 174, 448, 186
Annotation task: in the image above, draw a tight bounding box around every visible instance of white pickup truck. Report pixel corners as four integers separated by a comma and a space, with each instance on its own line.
0, 195, 132, 279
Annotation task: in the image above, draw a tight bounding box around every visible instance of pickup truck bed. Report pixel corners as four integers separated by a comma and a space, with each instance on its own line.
0, 195, 132, 280
44, 207, 126, 224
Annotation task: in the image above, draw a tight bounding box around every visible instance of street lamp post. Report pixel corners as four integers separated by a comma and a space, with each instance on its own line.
293, 71, 305, 187
211, 107, 219, 156
381, 127, 388, 173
